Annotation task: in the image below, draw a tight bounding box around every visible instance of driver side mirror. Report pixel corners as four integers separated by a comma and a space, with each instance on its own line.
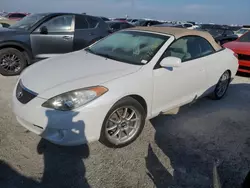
40, 26, 48, 34
160, 57, 182, 68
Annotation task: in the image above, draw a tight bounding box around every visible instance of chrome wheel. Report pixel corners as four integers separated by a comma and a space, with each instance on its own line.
0, 53, 21, 73
215, 72, 230, 98
105, 106, 141, 145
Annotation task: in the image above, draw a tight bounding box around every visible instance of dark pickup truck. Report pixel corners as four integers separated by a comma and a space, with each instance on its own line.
0, 13, 110, 76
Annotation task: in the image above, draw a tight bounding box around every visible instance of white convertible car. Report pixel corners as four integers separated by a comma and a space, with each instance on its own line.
12, 27, 238, 147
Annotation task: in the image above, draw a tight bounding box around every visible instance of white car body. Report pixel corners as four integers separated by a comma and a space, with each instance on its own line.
12, 29, 238, 146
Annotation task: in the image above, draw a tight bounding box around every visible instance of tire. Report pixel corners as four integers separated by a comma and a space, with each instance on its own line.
0, 48, 27, 76
210, 71, 230, 100
99, 97, 146, 148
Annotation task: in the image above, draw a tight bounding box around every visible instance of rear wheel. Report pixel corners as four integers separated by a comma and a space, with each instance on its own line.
210, 71, 230, 100
0, 48, 27, 76
99, 97, 146, 148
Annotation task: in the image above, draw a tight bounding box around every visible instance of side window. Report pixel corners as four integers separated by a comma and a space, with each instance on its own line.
86, 16, 99, 28
40, 15, 73, 32
163, 38, 191, 61
164, 36, 215, 62
196, 37, 215, 56
9, 13, 26, 18
184, 24, 192, 28
225, 30, 234, 35
75, 15, 88, 29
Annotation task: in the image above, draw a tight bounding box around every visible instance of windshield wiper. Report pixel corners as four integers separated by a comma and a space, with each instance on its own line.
85, 48, 144, 65
96, 53, 118, 61
85, 48, 119, 60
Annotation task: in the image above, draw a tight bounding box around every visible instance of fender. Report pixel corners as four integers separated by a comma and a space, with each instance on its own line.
0, 41, 33, 64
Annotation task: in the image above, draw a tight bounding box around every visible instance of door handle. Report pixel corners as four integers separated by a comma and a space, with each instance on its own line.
89, 33, 94, 36
62, 36, 72, 40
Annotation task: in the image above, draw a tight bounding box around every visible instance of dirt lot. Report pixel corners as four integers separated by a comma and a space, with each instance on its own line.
0, 74, 250, 188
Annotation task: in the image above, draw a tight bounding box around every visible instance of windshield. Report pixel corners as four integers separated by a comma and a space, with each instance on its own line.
238, 31, 250, 42
235, 28, 249, 35
9, 13, 47, 30
86, 31, 168, 65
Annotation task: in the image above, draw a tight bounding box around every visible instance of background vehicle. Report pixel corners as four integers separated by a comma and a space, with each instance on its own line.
12, 27, 238, 148
113, 18, 127, 21
5, 12, 30, 21
99, 16, 110, 21
106, 21, 135, 33
0, 13, 110, 76
127, 19, 139, 25
200, 24, 227, 30
223, 31, 250, 73
134, 19, 163, 26
181, 22, 199, 29
228, 25, 242, 31
153, 23, 185, 28
235, 27, 250, 37
0, 17, 16, 28
196, 27, 238, 45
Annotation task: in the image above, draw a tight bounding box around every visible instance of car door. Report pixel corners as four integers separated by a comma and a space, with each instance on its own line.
152, 36, 208, 114
73, 15, 100, 51
30, 14, 74, 58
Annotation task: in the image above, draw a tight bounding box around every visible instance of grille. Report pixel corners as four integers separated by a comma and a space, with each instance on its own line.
239, 65, 250, 71
238, 54, 250, 61
16, 80, 38, 104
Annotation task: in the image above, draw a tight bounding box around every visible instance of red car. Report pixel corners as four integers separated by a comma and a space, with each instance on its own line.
5, 12, 30, 21
223, 31, 250, 73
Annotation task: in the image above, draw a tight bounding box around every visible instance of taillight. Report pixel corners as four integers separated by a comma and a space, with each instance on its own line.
233, 52, 238, 58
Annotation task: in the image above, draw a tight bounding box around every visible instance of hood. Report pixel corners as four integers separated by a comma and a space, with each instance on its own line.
20, 50, 142, 95
223, 41, 250, 54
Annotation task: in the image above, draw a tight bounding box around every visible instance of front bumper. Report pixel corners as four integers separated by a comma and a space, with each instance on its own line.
12, 89, 112, 146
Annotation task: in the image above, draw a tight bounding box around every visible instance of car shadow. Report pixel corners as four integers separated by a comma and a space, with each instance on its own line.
146, 83, 250, 188
0, 109, 90, 188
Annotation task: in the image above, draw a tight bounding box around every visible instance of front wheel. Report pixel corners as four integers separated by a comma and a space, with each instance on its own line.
210, 71, 231, 100
0, 48, 27, 76
99, 97, 146, 148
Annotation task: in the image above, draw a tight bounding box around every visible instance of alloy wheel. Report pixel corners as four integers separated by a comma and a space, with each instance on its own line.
105, 106, 141, 145
0, 53, 21, 73
215, 72, 230, 98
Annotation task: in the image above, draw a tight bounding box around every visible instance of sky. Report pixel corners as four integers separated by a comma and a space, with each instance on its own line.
1, 0, 249, 24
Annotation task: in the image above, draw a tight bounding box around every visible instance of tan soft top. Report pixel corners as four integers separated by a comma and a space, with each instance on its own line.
128, 26, 222, 51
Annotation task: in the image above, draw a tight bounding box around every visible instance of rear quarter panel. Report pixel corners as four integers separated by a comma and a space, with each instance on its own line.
205, 48, 238, 90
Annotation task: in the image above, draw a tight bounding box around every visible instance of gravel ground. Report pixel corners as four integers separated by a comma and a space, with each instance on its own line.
0, 74, 250, 188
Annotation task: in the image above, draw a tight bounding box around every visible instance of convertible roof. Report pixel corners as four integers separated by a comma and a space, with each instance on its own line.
128, 26, 222, 51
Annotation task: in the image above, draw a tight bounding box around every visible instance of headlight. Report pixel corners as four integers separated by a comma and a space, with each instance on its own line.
42, 86, 108, 111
